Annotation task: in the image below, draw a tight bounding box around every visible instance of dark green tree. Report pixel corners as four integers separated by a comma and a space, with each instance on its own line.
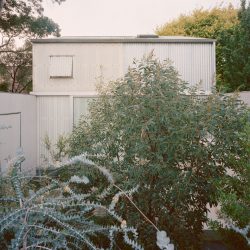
70, 55, 249, 249
217, 0, 250, 91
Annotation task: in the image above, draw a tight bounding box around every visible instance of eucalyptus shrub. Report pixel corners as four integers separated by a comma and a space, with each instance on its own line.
0, 153, 144, 250
211, 122, 250, 248
70, 55, 249, 249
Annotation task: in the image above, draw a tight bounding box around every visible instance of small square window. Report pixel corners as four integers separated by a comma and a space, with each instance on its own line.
49, 55, 73, 78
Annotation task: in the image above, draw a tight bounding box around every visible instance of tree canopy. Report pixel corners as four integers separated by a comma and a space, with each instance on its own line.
156, 1, 250, 92
0, 0, 62, 50
0, 0, 65, 15
156, 5, 238, 38
217, 0, 250, 91
0, 0, 64, 92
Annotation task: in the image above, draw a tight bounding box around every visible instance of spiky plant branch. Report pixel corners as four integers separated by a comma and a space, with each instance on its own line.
0, 152, 144, 250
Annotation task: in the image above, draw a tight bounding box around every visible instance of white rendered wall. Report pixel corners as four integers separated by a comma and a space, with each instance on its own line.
0, 93, 37, 173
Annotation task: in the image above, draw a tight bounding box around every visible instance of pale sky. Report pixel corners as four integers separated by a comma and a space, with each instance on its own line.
43, 0, 240, 37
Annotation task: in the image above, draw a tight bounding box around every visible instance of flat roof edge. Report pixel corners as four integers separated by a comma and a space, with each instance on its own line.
32, 38, 215, 44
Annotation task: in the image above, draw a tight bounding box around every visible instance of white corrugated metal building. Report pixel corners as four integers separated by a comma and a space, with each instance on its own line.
31, 35, 216, 166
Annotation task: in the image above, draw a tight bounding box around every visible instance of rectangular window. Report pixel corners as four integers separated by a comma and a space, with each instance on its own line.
49, 55, 73, 78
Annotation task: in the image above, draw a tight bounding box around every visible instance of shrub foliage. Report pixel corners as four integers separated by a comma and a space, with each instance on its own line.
70, 55, 249, 249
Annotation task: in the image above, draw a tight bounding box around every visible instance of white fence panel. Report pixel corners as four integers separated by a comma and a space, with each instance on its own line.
0, 93, 37, 173
0, 113, 21, 174
37, 96, 71, 166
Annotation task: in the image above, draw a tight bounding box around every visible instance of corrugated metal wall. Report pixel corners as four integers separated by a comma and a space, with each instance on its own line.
37, 96, 71, 166
123, 43, 214, 92
73, 97, 96, 125
33, 44, 124, 93
33, 42, 215, 94
36, 96, 99, 165
34, 41, 216, 166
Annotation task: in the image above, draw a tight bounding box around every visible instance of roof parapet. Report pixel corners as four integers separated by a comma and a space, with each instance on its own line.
31, 36, 215, 44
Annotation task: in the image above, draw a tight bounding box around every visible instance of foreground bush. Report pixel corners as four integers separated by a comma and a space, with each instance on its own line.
0, 153, 144, 250
70, 55, 249, 249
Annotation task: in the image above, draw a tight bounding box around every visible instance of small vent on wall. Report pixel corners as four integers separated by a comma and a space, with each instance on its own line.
137, 34, 159, 38
49, 55, 73, 78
